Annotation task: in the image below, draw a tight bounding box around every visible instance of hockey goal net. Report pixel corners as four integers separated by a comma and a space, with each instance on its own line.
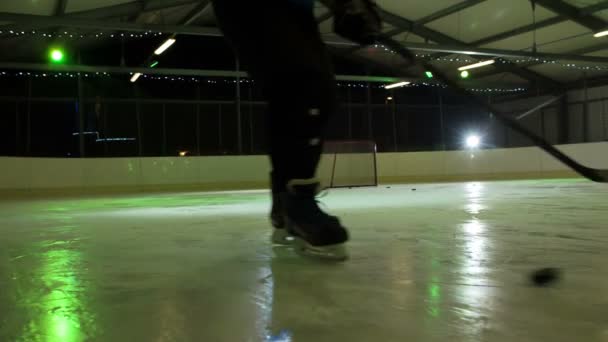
318, 140, 378, 188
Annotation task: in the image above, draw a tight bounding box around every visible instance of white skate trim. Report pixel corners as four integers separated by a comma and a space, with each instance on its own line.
293, 237, 348, 261
271, 228, 294, 245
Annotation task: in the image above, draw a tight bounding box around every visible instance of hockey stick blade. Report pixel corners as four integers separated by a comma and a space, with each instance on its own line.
376, 37, 608, 183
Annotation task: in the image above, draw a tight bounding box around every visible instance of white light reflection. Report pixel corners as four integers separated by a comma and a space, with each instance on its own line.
254, 265, 275, 341
465, 182, 486, 215
462, 182, 488, 275
454, 183, 495, 337
462, 219, 487, 275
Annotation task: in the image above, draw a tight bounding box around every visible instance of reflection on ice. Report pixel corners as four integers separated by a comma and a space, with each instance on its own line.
1, 180, 606, 341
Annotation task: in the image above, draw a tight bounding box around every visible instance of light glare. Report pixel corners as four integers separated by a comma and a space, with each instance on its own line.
384, 81, 410, 89
130, 73, 142, 83
594, 30, 608, 38
466, 135, 481, 149
50, 49, 64, 63
154, 38, 176, 55
458, 60, 495, 71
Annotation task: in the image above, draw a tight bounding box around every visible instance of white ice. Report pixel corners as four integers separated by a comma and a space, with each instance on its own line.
0, 179, 607, 341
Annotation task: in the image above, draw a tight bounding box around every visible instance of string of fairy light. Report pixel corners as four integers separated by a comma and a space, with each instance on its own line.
0, 36, 601, 95
0, 71, 527, 93
0, 30, 164, 39
371, 44, 608, 72
1, 31, 605, 72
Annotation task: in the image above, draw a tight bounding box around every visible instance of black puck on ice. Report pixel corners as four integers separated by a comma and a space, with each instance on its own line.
412, 188, 417, 191
530, 268, 561, 287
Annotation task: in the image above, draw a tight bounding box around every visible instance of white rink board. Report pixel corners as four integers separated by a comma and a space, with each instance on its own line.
1, 142, 607, 193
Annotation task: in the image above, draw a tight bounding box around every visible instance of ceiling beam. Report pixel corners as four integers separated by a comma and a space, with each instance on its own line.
345, 1, 487, 55
66, 0, 201, 19
472, 17, 564, 47
580, 1, 608, 15
376, 8, 561, 87
0, 12, 223, 36
180, 0, 212, 26
401, 41, 608, 63
328, 46, 418, 78
0, 0, 202, 32
130, 0, 152, 23
474, 42, 608, 79
0, 61, 529, 87
495, 73, 608, 103
431, 1, 608, 61
568, 42, 608, 55
415, 0, 487, 25
470, 0, 608, 80
473, 1, 608, 47
417, 19, 561, 61
0, 62, 406, 83
535, 0, 606, 32
54, 0, 69, 16
378, 8, 453, 44
5, 10, 600, 64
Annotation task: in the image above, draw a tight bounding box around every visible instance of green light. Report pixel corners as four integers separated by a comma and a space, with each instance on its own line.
460, 70, 470, 79
425, 71, 434, 79
429, 283, 440, 299
50, 49, 64, 63
42, 249, 84, 342
150, 61, 159, 68
427, 283, 441, 318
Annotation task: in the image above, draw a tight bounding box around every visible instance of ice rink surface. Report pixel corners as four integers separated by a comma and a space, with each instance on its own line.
0, 179, 607, 342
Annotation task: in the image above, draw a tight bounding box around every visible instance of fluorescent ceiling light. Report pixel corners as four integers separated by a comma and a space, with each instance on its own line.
458, 59, 495, 71
130, 73, 142, 83
594, 30, 608, 38
384, 81, 410, 89
154, 38, 176, 55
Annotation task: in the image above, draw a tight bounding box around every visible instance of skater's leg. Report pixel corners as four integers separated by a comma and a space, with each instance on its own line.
259, 5, 350, 257
212, 0, 349, 258
214, 0, 333, 184
266, 67, 342, 250
264, 62, 349, 259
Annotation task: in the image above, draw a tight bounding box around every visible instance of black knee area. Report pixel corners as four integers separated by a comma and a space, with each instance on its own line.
267, 70, 336, 187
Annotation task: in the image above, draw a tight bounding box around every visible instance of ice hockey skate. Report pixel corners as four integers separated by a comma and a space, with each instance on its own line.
281, 179, 349, 261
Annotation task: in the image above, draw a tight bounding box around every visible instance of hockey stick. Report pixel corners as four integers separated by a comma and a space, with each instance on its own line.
515, 94, 564, 120
376, 37, 608, 183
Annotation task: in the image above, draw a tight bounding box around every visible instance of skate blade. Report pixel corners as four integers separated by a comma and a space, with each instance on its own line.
271, 228, 295, 245
293, 237, 348, 261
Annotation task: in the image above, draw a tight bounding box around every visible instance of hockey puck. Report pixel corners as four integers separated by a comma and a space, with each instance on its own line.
412, 188, 417, 191
530, 268, 561, 287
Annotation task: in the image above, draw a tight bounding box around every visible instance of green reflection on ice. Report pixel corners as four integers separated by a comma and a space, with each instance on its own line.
41, 249, 85, 342
427, 277, 441, 318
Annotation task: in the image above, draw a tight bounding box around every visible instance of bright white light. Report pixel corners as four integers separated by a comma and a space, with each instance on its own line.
154, 38, 176, 55
458, 60, 495, 71
387, 96, 393, 101
384, 81, 410, 90
466, 135, 481, 149
594, 30, 608, 38
130, 73, 142, 83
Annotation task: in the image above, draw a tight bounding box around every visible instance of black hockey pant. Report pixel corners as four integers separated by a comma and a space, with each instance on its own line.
212, 0, 337, 193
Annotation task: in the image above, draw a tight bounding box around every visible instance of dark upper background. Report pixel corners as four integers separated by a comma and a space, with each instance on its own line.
1, 0, 607, 157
